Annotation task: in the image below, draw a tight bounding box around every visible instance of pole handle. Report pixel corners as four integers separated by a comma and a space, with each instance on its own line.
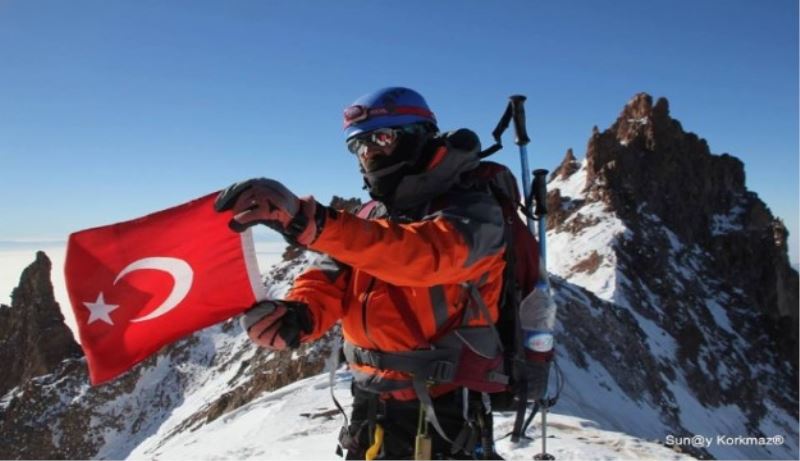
510, 95, 530, 146
532, 169, 549, 216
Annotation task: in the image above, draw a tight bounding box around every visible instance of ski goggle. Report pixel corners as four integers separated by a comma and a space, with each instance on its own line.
346, 127, 400, 155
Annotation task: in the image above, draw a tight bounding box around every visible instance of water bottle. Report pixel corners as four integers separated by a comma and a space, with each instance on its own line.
521, 280, 556, 352
519, 279, 556, 400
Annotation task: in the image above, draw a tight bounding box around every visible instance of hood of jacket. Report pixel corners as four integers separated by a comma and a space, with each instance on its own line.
388, 128, 482, 212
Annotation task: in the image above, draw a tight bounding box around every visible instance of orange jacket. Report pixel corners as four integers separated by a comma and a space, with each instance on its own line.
283, 129, 507, 398
284, 185, 506, 394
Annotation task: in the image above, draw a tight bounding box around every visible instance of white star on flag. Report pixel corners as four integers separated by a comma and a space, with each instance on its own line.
83, 292, 119, 325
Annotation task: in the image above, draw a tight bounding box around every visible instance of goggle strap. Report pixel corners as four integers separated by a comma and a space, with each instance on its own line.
343, 106, 436, 128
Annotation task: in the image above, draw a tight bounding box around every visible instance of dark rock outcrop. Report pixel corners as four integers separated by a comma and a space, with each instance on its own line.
552, 148, 580, 180
584, 93, 747, 242
0, 251, 82, 398
558, 93, 798, 361
549, 93, 798, 457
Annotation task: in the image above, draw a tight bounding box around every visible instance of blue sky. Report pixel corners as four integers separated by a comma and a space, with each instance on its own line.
0, 0, 797, 264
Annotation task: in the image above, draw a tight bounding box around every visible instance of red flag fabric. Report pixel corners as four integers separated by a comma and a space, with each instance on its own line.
64, 193, 266, 385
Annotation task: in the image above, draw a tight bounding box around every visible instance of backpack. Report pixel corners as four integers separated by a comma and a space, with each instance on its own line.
352, 160, 550, 441
461, 161, 549, 408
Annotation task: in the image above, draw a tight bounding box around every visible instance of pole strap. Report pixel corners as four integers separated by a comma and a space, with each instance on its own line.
479, 100, 513, 158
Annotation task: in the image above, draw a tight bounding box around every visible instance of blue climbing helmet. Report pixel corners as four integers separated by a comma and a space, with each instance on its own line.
343, 87, 438, 140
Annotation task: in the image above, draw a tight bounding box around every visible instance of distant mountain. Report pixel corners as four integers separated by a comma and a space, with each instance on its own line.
0, 251, 81, 397
0, 97, 796, 460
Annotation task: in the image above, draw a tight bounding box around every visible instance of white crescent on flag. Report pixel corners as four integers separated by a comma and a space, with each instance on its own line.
112, 257, 194, 323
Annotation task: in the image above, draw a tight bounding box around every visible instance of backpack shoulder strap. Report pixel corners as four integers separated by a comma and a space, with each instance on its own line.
356, 200, 380, 219
385, 284, 429, 348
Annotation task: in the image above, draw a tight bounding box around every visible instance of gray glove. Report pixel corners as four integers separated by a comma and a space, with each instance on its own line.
215, 178, 323, 245
240, 300, 313, 350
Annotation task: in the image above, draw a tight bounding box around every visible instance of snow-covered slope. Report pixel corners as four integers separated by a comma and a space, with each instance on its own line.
1, 247, 694, 461
128, 370, 693, 461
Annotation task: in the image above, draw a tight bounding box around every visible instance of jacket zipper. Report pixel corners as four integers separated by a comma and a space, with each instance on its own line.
361, 277, 379, 349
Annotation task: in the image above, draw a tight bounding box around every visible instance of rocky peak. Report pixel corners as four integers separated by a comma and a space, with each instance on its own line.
554, 91, 799, 363
609, 93, 672, 149
584, 93, 747, 240
552, 148, 580, 180
0, 251, 83, 397
543, 94, 798, 458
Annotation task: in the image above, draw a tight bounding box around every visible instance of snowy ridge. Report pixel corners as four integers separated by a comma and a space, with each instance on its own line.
544, 157, 798, 460
94, 324, 256, 459
0, 242, 710, 460
548, 199, 628, 301
548, 159, 629, 302
126, 370, 693, 461
117, 246, 696, 460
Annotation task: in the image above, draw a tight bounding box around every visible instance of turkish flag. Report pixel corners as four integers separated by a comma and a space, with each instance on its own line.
64, 193, 266, 385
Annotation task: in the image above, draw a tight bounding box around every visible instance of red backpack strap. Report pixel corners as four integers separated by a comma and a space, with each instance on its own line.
357, 199, 430, 347
385, 285, 430, 348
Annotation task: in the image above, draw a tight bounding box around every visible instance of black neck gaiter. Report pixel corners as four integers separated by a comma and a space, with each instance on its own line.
361, 132, 437, 206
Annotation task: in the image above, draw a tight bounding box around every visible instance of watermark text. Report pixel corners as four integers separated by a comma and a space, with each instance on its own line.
665, 434, 785, 449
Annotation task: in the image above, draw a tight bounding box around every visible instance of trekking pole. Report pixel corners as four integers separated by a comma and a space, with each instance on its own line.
512, 96, 556, 460
533, 405, 554, 460
508, 95, 533, 445
531, 169, 555, 460
509, 95, 535, 232
531, 170, 549, 275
